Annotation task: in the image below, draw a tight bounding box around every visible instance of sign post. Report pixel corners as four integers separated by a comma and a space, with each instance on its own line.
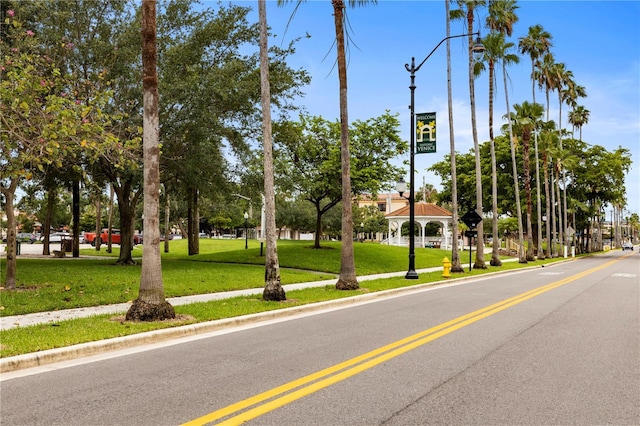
461, 210, 483, 271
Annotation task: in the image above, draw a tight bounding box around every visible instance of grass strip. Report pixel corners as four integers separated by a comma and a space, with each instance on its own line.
0, 258, 563, 358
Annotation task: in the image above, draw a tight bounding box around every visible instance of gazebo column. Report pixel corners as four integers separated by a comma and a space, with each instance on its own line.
443, 221, 449, 249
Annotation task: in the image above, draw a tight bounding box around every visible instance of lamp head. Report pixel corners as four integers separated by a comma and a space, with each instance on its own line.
472, 35, 485, 61
395, 178, 407, 198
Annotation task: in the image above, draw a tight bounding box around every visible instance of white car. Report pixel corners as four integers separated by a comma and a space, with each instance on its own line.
621, 241, 634, 251
45, 232, 72, 243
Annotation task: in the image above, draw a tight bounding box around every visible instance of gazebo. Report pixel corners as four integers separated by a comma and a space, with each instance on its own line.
386, 202, 453, 248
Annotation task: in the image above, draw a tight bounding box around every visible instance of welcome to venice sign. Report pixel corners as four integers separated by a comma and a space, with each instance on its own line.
416, 112, 436, 154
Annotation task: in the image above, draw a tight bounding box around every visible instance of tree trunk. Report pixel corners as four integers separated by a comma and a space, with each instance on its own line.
1, 181, 18, 289
543, 153, 551, 258
332, 0, 358, 290
314, 203, 323, 249
555, 165, 563, 256
523, 131, 535, 261
445, 0, 463, 273
42, 184, 56, 256
488, 60, 501, 267
550, 156, 558, 257
187, 187, 199, 255
95, 194, 102, 251
107, 183, 114, 253
72, 180, 80, 258
503, 62, 526, 264
466, 9, 485, 269
164, 190, 170, 253
534, 133, 545, 259
114, 197, 137, 265
127, 0, 174, 321
258, 0, 285, 301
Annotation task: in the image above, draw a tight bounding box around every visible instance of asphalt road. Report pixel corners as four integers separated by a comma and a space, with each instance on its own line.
1, 250, 638, 425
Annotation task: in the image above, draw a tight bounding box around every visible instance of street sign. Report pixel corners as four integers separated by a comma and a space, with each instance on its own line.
416, 112, 436, 154
464, 230, 477, 238
461, 210, 482, 229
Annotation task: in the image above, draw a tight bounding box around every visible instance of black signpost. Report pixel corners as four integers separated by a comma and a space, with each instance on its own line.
461, 210, 482, 271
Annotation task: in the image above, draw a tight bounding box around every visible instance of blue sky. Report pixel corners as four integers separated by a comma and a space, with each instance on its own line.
230, 0, 640, 217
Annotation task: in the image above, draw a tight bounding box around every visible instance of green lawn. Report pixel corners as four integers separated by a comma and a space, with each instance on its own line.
0, 239, 569, 357
0, 239, 458, 316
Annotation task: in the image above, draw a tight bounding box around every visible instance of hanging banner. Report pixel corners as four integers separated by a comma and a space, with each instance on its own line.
416, 112, 436, 154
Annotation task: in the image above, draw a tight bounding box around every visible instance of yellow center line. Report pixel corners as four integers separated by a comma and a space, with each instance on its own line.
183, 258, 619, 426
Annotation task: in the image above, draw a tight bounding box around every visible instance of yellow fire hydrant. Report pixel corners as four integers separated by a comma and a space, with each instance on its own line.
442, 257, 451, 278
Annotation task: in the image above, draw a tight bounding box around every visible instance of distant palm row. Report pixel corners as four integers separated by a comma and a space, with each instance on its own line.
439, 0, 634, 272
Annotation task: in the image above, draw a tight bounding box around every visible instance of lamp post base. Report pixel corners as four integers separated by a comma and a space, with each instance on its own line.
405, 270, 419, 279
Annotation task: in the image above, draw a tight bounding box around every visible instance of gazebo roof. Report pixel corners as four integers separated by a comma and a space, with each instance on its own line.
385, 202, 452, 218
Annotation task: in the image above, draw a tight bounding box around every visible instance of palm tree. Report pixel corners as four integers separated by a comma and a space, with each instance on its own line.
451, 0, 487, 269
508, 101, 545, 261
445, 0, 464, 273
539, 123, 558, 258
549, 62, 574, 252
259, 0, 286, 301
500, 48, 527, 264
536, 52, 559, 256
332, 0, 376, 290
519, 24, 552, 259
483, 0, 518, 266
475, 32, 502, 266
568, 105, 590, 141
279, 0, 376, 290
126, 0, 175, 321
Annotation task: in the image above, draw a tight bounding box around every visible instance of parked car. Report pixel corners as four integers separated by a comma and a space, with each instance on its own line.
46, 232, 72, 243
2, 233, 37, 243
84, 229, 142, 246
622, 241, 634, 251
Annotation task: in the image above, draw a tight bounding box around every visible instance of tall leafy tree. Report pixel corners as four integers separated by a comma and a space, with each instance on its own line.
274, 112, 406, 249
1, 9, 118, 288
451, 0, 486, 269
258, 0, 286, 301
126, 0, 175, 321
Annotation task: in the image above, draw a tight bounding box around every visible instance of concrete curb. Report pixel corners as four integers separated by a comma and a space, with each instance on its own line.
1, 262, 555, 374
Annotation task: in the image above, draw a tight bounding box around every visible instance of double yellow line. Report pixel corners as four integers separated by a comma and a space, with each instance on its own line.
183, 258, 619, 425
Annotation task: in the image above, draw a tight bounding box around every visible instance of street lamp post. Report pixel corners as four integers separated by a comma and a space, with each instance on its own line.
400, 32, 484, 280
244, 211, 249, 250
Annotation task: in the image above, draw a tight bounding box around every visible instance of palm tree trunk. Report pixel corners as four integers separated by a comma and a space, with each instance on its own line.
550, 157, 558, 257
555, 165, 563, 256
523, 131, 535, 261
503, 62, 526, 263
259, 0, 286, 301
126, 0, 174, 321
488, 60, 501, 266
543, 152, 552, 258
332, 0, 358, 290
467, 9, 485, 269
534, 133, 544, 259
446, 0, 463, 272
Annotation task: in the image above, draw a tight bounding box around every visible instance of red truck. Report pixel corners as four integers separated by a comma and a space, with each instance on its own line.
83, 229, 142, 246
